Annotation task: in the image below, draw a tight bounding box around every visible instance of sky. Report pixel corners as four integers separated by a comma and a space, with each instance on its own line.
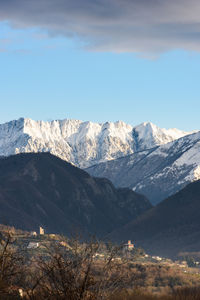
0, 0, 200, 131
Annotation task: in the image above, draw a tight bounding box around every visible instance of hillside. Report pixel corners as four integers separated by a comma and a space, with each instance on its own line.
108, 180, 200, 257
87, 131, 200, 204
0, 153, 151, 237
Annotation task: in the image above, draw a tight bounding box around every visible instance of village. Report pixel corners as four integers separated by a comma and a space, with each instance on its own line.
1, 224, 200, 299
3, 225, 199, 276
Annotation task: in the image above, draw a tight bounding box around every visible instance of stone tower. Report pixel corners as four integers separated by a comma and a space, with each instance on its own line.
39, 226, 44, 235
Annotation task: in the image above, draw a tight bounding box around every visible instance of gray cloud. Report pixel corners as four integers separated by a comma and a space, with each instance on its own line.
0, 0, 200, 54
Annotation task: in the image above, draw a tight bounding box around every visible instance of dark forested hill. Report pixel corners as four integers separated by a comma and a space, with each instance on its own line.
0, 153, 151, 237
108, 180, 200, 257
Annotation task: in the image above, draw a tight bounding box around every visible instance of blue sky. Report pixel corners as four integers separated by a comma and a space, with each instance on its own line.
1, 0, 200, 131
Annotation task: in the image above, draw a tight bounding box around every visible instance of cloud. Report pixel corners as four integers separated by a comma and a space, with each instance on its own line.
0, 0, 200, 54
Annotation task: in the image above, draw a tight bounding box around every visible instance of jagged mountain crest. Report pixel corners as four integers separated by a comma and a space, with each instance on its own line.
0, 117, 192, 168
132, 121, 192, 152
86, 131, 200, 205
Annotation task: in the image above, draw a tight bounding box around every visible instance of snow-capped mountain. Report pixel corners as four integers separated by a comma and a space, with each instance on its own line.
86, 131, 200, 205
0, 118, 191, 168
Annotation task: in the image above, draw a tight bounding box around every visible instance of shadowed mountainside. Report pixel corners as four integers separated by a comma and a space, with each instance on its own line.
108, 180, 200, 257
0, 153, 151, 237
86, 131, 200, 205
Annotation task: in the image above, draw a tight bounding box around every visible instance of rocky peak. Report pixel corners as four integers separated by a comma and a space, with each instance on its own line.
0, 118, 192, 168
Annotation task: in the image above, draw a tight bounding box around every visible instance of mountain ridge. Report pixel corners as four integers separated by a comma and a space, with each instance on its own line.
0, 117, 193, 168
86, 131, 200, 204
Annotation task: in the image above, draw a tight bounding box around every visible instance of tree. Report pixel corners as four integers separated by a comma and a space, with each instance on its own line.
25, 237, 126, 300
0, 232, 24, 299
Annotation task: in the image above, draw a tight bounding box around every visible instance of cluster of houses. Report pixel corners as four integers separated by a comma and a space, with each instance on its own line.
28, 226, 135, 253
30, 226, 44, 237
27, 226, 45, 249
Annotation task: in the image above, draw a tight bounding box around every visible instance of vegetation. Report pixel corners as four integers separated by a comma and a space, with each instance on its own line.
0, 227, 200, 299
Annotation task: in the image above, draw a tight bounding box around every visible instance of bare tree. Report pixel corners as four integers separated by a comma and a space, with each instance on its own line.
24, 237, 127, 300
0, 232, 24, 299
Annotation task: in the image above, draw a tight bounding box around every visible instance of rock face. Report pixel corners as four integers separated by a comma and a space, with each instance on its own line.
0, 118, 191, 168
0, 153, 152, 237
86, 131, 200, 205
108, 180, 200, 258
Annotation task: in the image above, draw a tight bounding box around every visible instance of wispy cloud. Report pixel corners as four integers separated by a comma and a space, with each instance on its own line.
0, 0, 200, 54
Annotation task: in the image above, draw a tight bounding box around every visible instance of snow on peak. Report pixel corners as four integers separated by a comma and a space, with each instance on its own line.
132, 122, 194, 151
0, 118, 194, 168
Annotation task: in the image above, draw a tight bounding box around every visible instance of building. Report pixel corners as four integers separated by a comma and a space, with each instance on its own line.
27, 242, 39, 249
30, 231, 37, 237
123, 240, 134, 251
49, 234, 56, 239
60, 241, 68, 247
18, 289, 23, 298
39, 226, 45, 235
